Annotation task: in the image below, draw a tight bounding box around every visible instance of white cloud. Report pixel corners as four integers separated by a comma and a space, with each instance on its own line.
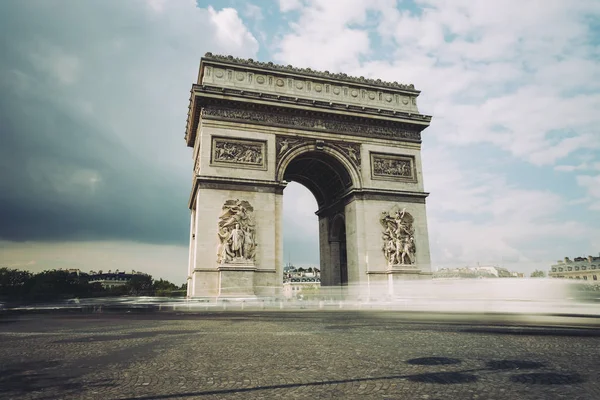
273, 0, 394, 71
283, 182, 318, 236
0, 0, 262, 277
422, 145, 593, 267
278, 0, 304, 13
576, 175, 600, 211
273, 0, 600, 271
243, 3, 263, 21
208, 7, 259, 56
555, 162, 600, 172
28, 43, 81, 85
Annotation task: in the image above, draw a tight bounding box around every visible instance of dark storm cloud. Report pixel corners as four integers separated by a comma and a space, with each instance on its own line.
0, 0, 239, 244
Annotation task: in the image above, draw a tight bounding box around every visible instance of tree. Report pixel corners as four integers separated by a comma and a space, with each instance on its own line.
530, 270, 546, 278
153, 279, 178, 292
25, 270, 95, 300
0, 268, 33, 298
153, 278, 178, 296
127, 274, 153, 295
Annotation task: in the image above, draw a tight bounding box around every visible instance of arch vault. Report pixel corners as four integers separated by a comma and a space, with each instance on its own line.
184, 53, 433, 299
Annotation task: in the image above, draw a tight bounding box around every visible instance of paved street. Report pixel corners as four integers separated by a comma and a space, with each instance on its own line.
0, 311, 599, 399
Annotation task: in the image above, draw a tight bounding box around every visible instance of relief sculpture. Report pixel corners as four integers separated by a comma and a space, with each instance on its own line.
276, 136, 305, 161
203, 106, 421, 142
371, 153, 415, 181
380, 207, 416, 267
373, 157, 411, 177
334, 143, 361, 168
217, 200, 257, 264
212, 138, 265, 168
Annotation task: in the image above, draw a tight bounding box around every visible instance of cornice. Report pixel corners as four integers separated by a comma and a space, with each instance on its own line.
195, 84, 431, 123
202, 53, 418, 92
188, 176, 286, 209
186, 89, 429, 147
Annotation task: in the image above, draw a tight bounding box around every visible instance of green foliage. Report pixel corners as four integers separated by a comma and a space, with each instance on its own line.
530, 270, 546, 278
153, 279, 178, 292
127, 274, 154, 296
0, 268, 33, 297
0, 268, 185, 301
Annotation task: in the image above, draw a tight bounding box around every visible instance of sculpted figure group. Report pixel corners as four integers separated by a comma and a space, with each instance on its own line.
373, 157, 411, 177
217, 200, 257, 264
214, 141, 263, 165
380, 207, 416, 266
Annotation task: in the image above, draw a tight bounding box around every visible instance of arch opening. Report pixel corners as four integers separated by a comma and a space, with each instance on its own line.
282, 150, 353, 289
282, 150, 353, 209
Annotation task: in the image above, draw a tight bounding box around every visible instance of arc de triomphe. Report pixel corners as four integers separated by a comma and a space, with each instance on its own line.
185, 53, 432, 298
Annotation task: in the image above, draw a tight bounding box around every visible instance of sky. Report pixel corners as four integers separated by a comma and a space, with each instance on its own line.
0, 0, 599, 284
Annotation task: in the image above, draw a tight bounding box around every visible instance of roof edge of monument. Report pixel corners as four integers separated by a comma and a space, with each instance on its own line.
202, 52, 419, 93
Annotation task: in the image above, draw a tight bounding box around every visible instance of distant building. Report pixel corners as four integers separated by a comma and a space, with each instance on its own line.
88, 270, 149, 289
549, 255, 600, 281
433, 266, 523, 279
282, 265, 320, 299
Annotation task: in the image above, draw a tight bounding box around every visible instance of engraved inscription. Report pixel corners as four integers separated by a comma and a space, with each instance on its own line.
212, 137, 266, 169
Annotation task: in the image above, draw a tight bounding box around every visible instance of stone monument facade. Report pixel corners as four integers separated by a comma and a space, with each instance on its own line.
184, 53, 433, 298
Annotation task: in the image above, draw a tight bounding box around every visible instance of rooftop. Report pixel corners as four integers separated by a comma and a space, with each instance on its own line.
202, 52, 417, 92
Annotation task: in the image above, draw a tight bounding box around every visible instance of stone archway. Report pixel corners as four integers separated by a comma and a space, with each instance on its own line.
278, 146, 356, 288
328, 213, 348, 287
184, 53, 433, 299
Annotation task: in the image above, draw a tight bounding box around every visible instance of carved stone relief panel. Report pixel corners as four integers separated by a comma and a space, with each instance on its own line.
370, 152, 416, 182
275, 136, 309, 164
332, 142, 361, 169
275, 135, 361, 170
380, 207, 416, 267
211, 136, 267, 170
217, 200, 256, 265
202, 106, 421, 142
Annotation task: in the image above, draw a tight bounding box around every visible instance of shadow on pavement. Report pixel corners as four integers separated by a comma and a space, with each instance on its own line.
461, 326, 600, 337
0, 360, 112, 399
486, 360, 545, 370
406, 357, 461, 365
53, 330, 189, 343
510, 372, 585, 385
407, 371, 478, 384
114, 355, 585, 400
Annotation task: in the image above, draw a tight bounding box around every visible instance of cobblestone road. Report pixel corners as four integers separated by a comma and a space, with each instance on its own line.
0, 311, 598, 399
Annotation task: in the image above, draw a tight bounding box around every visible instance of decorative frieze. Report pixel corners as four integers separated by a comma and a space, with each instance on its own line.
217, 200, 257, 265
203, 52, 416, 91
201, 54, 421, 115
380, 207, 416, 267
203, 106, 421, 142
370, 152, 416, 182
211, 136, 266, 170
